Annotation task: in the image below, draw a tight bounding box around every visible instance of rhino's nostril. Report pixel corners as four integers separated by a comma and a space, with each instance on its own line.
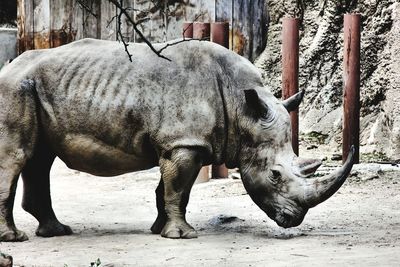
271, 170, 281, 183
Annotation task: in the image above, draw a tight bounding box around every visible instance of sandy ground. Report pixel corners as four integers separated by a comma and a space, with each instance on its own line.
1, 157, 400, 267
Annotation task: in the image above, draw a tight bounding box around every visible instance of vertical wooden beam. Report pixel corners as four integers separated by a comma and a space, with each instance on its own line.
17, 0, 35, 53
232, 0, 267, 62
211, 22, 229, 179
18, 0, 36, 51
215, 0, 233, 49
72, 0, 84, 40
120, 0, 135, 42
33, 0, 51, 49
100, 0, 117, 41
82, 0, 100, 38
343, 14, 361, 164
282, 17, 300, 156
50, 0, 76, 48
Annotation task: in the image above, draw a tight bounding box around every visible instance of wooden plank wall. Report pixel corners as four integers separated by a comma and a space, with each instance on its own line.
17, 0, 267, 61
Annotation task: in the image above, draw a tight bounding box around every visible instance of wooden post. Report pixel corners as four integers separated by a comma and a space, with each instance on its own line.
182, 22, 193, 38
282, 17, 300, 156
211, 22, 229, 179
193, 22, 210, 40
343, 14, 361, 164
193, 21, 211, 183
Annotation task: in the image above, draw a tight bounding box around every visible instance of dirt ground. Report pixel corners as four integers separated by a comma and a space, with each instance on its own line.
1, 155, 400, 267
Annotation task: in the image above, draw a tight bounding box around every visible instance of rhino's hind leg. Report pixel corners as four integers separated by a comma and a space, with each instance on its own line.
150, 179, 167, 234
21, 142, 72, 237
158, 148, 203, 239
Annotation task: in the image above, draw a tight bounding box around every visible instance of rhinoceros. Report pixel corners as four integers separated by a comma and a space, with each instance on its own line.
0, 39, 354, 241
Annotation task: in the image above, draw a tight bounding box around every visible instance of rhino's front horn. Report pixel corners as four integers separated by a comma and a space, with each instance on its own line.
303, 146, 355, 208
282, 90, 305, 112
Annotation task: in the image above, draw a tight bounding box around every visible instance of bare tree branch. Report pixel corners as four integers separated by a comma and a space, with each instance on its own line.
77, 0, 98, 18
182, 13, 203, 38
115, 1, 133, 62
76, 0, 206, 62
108, 0, 174, 61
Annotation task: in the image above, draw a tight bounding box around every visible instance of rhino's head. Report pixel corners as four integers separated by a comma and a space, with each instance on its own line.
238, 89, 354, 228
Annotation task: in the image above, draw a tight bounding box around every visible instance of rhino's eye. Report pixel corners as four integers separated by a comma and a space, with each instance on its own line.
260, 109, 276, 127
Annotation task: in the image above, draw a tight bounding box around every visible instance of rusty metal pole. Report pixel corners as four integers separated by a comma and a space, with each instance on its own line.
182, 22, 193, 38
211, 22, 230, 179
343, 14, 361, 164
193, 22, 210, 40
193, 22, 211, 183
282, 18, 300, 156
211, 22, 229, 48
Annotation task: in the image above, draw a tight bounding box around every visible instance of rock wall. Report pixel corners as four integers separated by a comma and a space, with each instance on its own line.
255, 0, 399, 161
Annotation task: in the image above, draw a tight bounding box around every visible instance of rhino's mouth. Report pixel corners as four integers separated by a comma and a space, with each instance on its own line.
273, 208, 306, 228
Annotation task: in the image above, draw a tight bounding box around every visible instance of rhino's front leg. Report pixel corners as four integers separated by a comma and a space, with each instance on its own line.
158, 148, 203, 239
0, 150, 29, 242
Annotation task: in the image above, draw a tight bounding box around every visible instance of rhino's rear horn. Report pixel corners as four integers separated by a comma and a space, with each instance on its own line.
282, 90, 305, 112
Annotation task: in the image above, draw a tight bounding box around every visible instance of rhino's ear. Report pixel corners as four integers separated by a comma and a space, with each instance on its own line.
244, 89, 268, 118
282, 90, 305, 112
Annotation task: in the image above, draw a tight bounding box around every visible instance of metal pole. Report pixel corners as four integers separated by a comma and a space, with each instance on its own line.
211, 22, 229, 48
193, 22, 210, 40
282, 18, 300, 156
182, 22, 193, 38
193, 22, 211, 183
343, 14, 361, 164
211, 22, 229, 179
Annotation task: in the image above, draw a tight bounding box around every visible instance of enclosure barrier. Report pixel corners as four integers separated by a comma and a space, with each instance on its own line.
282, 15, 360, 161
211, 22, 230, 179
193, 22, 210, 40
343, 14, 361, 164
187, 22, 211, 183
184, 21, 230, 182
182, 22, 193, 38
282, 18, 300, 156
211, 22, 229, 49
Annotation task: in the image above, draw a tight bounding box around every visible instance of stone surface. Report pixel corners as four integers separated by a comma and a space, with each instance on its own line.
256, 0, 399, 160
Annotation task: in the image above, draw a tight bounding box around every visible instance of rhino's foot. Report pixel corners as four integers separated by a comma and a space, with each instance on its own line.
161, 220, 198, 239
36, 221, 73, 237
150, 215, 167, 234
0, 229, 28, 242
0, 252, 12, 267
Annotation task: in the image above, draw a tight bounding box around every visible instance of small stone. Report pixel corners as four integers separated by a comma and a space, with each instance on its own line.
306, 144, 318, 150
231, 173, 241, 179
331, 154, 342, 161
362, 174, 379, 181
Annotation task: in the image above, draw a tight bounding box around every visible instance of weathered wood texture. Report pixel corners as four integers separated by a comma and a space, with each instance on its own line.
17, 0, 267, 60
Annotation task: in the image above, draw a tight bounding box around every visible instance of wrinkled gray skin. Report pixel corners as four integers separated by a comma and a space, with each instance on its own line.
0, 39, 354, 241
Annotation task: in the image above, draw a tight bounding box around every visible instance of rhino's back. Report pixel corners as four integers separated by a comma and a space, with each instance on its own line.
18, 39, 230, 175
